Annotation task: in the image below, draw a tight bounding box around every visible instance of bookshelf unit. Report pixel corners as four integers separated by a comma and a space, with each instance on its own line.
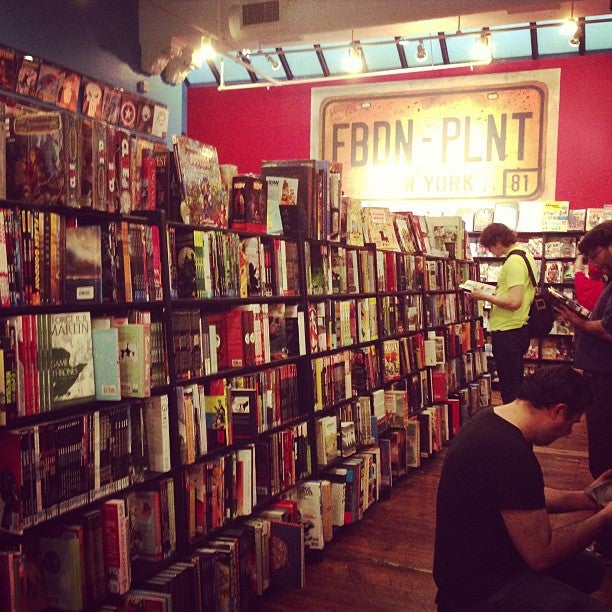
469, 230, 584, 377
0, 44, 493, 610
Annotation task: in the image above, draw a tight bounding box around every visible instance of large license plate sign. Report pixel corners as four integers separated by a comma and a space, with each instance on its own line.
320, 83, 547, 200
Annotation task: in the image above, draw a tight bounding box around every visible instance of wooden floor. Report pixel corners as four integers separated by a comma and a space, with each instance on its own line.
252, 404, 612, 611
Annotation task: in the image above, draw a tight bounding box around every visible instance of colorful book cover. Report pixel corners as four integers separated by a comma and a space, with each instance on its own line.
35, 62, 65, 104
91, 327, 120, 401
56, 71, 81, 112
361, 207, 401, 251
133, 490, 163, 561
171, 135, 227, 227
15, 56, 40, 97
205, 379, 230, 449
50, 311, 95, 407
4, 103, 66, 205
64, 225, 102, 304
81, 78, 104, 119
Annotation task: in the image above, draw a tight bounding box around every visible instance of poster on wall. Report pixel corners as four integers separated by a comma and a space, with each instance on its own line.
311, 69, 560, 204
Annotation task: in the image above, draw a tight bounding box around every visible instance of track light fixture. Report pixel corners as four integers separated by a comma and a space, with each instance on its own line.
266, 54, 281, 70
569, 24, 583, 46
191, 36, 216, 68
344, 35, 363, 73
415, 40, 427, 62
474, 31, 492, 63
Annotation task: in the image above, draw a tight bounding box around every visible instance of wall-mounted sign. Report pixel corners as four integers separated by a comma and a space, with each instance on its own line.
311, 69, 560, 202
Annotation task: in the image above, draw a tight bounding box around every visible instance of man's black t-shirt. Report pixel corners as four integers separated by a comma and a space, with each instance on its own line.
433, 407, 545, 606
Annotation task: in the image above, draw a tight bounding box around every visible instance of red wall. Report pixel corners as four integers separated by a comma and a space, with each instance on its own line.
187, 54, 612, 209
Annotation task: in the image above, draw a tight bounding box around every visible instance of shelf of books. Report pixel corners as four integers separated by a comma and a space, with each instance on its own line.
469, 205, 585, 378
0, 41, 492, 611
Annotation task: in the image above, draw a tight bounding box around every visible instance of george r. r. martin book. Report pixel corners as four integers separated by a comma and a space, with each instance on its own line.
50, 311, 95, 408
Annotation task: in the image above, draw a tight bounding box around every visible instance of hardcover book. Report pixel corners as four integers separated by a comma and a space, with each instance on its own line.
116, 322, 151, 398
269, 520, 305, 589
361, 207, 401, 252
64, 224, 102, 303
171, 135, 227, 227
143, 394, 171, 473
4, 103, 66, 205
50, 311, 95, 408
231, 174, 267, 233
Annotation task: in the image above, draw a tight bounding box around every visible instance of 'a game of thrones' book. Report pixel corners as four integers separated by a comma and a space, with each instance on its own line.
50, 311, 95, 408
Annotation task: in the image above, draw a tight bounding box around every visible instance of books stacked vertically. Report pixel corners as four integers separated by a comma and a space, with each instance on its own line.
172, 135, 227, 227
261, 159, 330, 240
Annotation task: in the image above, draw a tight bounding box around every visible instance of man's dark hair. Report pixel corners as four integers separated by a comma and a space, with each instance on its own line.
517, 365, 592, 417
579, 220, 612, 257
479, 223, 517, 248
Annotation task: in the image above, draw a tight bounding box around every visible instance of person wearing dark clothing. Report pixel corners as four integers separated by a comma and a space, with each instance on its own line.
434, 365, 612, 611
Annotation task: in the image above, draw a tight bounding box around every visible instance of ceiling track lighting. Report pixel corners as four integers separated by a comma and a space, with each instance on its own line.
266, 53, 281, 70
569, 24, 583, 46
191, 35, 216, 69
415, 39, 427, 62
474, 30, 492, 63
344, 32, 364, 73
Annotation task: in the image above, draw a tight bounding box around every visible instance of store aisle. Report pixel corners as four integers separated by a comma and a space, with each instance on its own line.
251, 414, 612, 611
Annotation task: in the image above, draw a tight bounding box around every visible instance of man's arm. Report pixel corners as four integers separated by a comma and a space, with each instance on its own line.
544, 486, 599, 513
557, 304, 612, 341
502, 502, 612, 571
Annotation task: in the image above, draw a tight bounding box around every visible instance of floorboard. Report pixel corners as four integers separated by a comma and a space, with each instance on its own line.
251, 403, 612, 611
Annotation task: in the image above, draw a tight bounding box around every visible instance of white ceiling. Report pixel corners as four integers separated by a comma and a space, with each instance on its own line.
138, 0, 612, 86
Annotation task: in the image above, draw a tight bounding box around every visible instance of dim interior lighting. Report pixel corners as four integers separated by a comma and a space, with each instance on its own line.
473, 31, 492, 63
415, 39, 427, 62
266, 53, 281, 70
344, 36, 364, 73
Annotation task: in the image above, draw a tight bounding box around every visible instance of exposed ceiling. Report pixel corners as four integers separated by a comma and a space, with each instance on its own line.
138, 0, 612, 88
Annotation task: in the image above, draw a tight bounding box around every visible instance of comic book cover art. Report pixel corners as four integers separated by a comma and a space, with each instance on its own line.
118, 93, 138, 130
135, 100, 154, 134
35, 62, 65, 104
81, 78, 103, 119
172, 135, 227, 227
4, 103, 66, 205
15, 56, 40, 97
0, 46, 17, 92
102, 86, 122, 125
56, 71, 81, 112
151, 104, 169, 138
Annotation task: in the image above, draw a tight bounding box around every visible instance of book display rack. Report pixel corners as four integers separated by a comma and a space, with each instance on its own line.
469, 230, 584, 377
0, 44, 491, 611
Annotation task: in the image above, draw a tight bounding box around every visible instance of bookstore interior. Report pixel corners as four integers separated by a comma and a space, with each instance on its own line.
0, 1, 611, 610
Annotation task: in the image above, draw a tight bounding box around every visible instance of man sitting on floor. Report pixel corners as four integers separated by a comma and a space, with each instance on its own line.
433, 365, 612, 611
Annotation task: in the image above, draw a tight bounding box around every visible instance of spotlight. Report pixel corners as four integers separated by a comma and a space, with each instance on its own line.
191, 36, 216, 68
415, 40, 427, 62
569, 24, 582, 46
344, 41, 363, 73
474, 31, 492, 63
266, 54, 281, 71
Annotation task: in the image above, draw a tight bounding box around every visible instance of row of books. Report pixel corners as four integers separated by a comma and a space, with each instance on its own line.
172, 304, 303, 382
175, 366, 304, 464
377, 250, 426, 294
472, 201, 611, 233
305, 241, 377, 295
170, 229, 300, 300
379, 293, 423, 336
0, 209, 164, 307
0, 310, 164, 424
0, 396, 171, 533
525, 336, 574, 361
470, 235, 578, 260
0, 100, 166, 211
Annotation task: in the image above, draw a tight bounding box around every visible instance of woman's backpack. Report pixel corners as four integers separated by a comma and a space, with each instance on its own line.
507, 249, 555, 338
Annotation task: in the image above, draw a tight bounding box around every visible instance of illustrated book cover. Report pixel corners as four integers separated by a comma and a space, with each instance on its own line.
50, 311, 95, 408
64, 224, 102, 304
171, 135, 227, 227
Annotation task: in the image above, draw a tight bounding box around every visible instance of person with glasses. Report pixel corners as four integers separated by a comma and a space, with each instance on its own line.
557, 220, 612, 562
